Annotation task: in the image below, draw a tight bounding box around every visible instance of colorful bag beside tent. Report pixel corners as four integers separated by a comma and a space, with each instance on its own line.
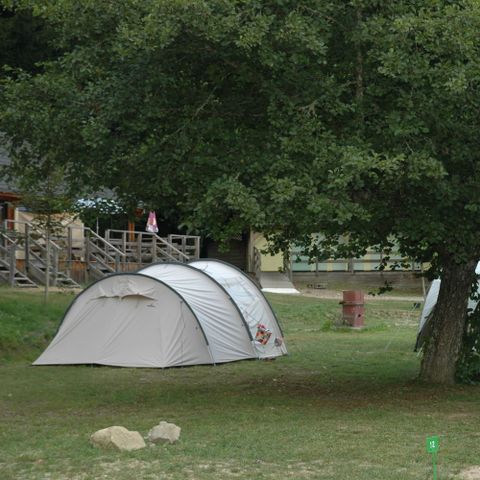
146, 211, 159, 233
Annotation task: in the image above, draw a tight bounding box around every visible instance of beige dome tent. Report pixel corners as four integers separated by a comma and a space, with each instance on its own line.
34, 262, 287, 368
188, 259, 287, 359
140, 261, 287, 359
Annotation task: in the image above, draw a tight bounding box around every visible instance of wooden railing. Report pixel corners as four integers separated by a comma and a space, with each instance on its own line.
167, 234, 201, 260
66, 226, 126, 278
0, 231, 18, 286
105, 230, 192, 263
3, 219, 62, 285
2, 220, 202, 283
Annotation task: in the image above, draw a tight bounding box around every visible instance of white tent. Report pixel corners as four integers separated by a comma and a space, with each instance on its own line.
138, 262, 256, 362
416, 262, 480, 350
34, 274, 213, 367
34, 262, 287, 368
189, 259, 288, 359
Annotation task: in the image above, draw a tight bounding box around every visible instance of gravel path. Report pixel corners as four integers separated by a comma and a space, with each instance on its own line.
299, 289, 424, 302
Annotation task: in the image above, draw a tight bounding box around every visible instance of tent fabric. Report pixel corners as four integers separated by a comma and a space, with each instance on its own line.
416, 262, 480, 350
138, 263, 256, 363
189, 259, 287, 359
34, 274, 213, 368
34, 260, 288, 368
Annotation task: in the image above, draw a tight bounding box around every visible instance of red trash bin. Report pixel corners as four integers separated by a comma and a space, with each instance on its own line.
341, 290, 365, 328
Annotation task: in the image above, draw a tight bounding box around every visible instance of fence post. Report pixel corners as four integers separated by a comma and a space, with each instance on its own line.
25, 223, 30, 274
85, 229, 90, 283
52, 247, 58, 287
195, 236, 200, 259
137, 232, 142, 266
67, 226, 73, 277
8, 243, 15, 287
152, 235, 157, 263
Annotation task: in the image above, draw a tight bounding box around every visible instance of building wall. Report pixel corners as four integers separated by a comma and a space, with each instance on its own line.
291, 245, 423, 273
204, 236, 248, 271
13, 210, 85, 260
248, 233, 423, 274
293, 271, 426, 291
253, 233, 283, 272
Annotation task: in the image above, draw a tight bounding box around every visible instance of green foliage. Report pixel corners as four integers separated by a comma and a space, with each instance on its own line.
0, 0, 338, 227
0, 2, 57, 78
2, 1, 480, 263
2, 1, 480, 381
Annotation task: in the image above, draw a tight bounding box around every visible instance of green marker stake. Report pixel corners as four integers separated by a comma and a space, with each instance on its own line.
426, 435, 439, 480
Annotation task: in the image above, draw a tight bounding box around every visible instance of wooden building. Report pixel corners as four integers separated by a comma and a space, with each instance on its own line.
0, 147, 18, 227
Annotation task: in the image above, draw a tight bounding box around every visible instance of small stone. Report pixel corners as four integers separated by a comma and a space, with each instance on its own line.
90, 426, 146, 451
148, 421, 181, 444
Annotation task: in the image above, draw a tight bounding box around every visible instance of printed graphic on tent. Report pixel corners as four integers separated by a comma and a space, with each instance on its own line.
33, 261, 287, 368
255, 324, 272, 345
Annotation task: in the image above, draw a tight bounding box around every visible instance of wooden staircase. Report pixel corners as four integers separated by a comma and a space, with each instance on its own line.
2, 221, 80, 288
1, 220, 202, 286
0, 232, 38, 288
83, 228, 126, 280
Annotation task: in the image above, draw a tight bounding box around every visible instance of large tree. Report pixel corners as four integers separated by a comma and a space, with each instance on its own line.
1, 0, 480, 383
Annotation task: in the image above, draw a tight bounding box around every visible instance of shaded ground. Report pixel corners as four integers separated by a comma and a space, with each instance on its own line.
0, 291, 478, 480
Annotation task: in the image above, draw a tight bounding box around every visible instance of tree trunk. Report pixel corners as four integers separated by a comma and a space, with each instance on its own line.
419, 257, 477, 384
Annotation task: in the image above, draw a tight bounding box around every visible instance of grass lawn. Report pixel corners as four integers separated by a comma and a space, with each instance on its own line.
0, 289, 479, 479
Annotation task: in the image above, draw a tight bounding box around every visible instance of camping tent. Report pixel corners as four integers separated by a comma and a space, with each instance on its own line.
188, 259, 287, 358
33, 273, 215, 367
34, 262, 287, 368
416, 262, 480, 350
138, 262, 257, 362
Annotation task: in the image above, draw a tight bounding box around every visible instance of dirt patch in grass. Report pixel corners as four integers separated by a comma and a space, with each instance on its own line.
459, 467, 480, 479
299, 289, 423, 302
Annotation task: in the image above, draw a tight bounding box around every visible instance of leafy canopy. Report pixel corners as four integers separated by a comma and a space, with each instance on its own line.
2, 1, 480, 271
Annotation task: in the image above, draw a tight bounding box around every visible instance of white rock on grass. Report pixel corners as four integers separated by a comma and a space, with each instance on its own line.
148, 421, 181, 444
90, 426, 146, 451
